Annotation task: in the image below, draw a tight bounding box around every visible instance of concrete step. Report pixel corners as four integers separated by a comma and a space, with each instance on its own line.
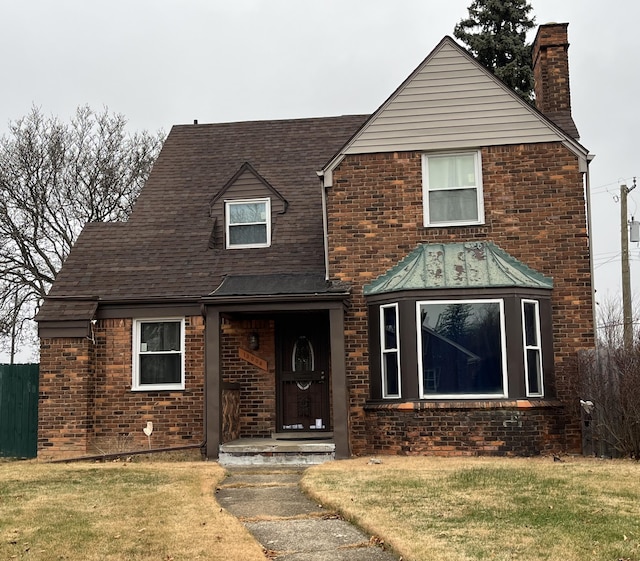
219, 437, 335, 466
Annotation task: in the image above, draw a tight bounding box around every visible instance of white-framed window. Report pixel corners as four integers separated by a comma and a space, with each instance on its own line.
225, 198, 271, 248
522, 299, 544, 397
417, 299, 507, 398
132, 319, 185, 391
380, 303, 401, 398
422, 151, 484, 227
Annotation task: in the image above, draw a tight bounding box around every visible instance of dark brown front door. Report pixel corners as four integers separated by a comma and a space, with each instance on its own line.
276, 313, 330, 432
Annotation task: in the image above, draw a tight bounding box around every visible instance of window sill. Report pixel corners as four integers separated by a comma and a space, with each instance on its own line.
364, 398, 563, 411
131, 385, 185, 392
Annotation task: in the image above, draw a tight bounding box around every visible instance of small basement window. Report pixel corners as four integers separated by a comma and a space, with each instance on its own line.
225, 198, 271, 248
132, 319, 185, 391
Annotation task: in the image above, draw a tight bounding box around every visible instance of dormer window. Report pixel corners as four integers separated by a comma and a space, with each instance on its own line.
225, 198, 271, 249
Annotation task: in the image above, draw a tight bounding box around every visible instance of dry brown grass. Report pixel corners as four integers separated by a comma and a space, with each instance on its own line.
302, 456, 640, 561
0, 460, 265, 561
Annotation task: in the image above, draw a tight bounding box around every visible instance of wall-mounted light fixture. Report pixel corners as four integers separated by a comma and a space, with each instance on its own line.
248, 332, 259, 351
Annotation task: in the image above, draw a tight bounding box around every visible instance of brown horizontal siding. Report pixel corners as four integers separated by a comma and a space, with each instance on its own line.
346, 41, 562, 155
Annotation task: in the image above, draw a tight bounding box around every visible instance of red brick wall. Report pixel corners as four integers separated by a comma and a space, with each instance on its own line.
221, 318, 276, 437
327, 143, 594, 455
365, 402, 566, 456
91, 316, 205, 453
39, 337, 95, 459
38, 316, 206, 459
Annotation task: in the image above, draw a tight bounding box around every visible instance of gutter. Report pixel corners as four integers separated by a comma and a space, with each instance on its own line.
201, 291, 349, 306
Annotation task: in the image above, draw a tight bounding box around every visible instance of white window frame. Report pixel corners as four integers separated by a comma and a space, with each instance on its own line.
225, 198, 271, 249
132, 318, 185, 391
422, 151, 485, 227
522, 299, 544, 397
380, 303, 401, 398
416, 299, 508, 399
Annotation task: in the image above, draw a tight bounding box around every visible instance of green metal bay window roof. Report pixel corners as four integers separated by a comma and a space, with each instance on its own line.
364, 242, 553, 295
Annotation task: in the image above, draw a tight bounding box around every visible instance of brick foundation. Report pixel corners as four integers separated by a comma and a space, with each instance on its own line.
364, 401, 566, 456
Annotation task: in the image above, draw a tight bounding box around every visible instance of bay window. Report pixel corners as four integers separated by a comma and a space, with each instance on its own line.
369, 294, 550, 402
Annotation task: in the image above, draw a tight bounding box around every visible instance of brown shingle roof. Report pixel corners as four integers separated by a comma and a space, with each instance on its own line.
37, 115, 367, 320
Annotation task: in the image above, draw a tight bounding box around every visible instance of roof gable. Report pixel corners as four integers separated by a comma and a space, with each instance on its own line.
323, 37, 587, 184
210, 161, 288, 212
364, 242, 553, 295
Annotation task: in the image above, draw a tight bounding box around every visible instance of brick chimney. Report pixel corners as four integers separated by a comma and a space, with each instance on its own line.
532, 23, 579, 139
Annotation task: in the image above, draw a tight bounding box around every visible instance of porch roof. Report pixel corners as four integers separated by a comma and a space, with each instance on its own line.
210, 273, 349, 298
364, 242, 553, 295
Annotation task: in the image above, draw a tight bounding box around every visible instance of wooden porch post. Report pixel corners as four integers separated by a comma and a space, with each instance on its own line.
329, 305, 350, 459
205, 307, 222, 459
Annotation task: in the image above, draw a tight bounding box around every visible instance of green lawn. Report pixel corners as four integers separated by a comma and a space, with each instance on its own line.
0, 460, 265, 561
3, 456, 638, 561
302, 456, 640, 561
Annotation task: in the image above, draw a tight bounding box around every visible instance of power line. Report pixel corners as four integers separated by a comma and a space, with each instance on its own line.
591, 176, 637, 194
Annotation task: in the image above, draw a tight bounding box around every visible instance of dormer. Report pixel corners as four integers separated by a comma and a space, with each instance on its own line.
209, 162, 288, 249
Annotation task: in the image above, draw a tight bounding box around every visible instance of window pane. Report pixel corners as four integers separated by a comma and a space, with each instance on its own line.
420, 302, 503, 395
383, 306, 397, 350
383, 352, 399, 396
429, 189, 478, 223
523, 302, 538, 346
429, 154, 476, 189
229, 224, 267, 245
229, 202, 266, 224
141, 322, 180, 352
140, 354, 181, 385
527, 349, 542, 394
293, 336, 314, 372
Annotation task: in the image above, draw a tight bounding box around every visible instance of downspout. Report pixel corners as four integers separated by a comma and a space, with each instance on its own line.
584, 153, 597, 348
318, 170, 330, 281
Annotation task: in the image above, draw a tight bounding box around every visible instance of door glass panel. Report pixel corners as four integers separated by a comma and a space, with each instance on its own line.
292, 336, 314, 372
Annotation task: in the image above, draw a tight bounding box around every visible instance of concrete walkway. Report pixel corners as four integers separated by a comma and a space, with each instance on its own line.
216, 467, 399, 561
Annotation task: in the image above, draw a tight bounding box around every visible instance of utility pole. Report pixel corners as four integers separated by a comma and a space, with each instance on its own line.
621, 179, 636, 351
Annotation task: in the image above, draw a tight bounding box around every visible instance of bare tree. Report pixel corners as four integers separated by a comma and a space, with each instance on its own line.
0, 105, 164, 362
579, 295, 640, 458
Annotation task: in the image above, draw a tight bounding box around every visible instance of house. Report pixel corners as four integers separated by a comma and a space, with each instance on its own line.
36, 23, 595, 460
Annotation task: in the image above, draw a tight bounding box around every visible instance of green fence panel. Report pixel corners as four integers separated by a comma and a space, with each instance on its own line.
0, 364, 39, 458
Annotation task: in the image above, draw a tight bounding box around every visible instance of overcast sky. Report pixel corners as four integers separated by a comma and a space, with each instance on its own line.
1, 1, 638, 354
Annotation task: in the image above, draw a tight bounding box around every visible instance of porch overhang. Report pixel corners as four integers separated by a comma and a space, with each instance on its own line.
202, 276, 351, 462
208, 272, 350, 300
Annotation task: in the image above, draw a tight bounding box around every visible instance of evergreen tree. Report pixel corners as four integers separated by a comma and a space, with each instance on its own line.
437, 303, 473, 343
454, 0, 536, 102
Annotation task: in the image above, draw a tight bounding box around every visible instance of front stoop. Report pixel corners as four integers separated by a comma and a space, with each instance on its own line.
219, 437, 335, 466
